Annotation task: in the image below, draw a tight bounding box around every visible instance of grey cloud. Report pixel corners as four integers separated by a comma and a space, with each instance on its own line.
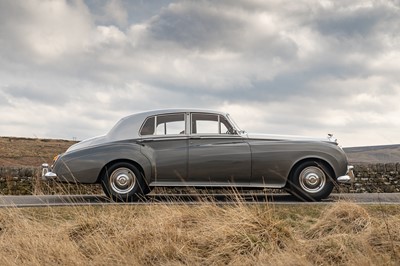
2, 83, 73, 106
310, 2, 400, 58
0, 3, 34, 61
0, 0, 399, 146
135, 1, 400, 100
149, 4, 244, 49
84, 0, 172, 26
314, 4, 397, 37
147, 2, 298, 60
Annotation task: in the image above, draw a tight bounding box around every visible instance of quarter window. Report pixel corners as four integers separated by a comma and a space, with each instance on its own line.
140, 117, 155, 135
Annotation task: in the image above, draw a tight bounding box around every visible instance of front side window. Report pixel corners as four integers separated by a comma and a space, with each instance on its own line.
191, 113, 235, 134
140, 113, 185, 136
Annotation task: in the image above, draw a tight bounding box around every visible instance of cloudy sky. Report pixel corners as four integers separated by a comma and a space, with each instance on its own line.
1, 0, 400, 147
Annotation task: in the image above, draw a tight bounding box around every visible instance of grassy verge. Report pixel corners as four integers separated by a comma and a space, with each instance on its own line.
0, 201, 399, 265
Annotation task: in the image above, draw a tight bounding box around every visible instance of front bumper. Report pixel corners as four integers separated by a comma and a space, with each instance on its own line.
336, 165, 355, 184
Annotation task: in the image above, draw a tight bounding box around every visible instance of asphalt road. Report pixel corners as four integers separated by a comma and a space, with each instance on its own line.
0, 193, 399, 208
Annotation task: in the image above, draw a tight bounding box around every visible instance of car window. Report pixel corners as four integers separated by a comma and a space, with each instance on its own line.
140, 113, 185, 136
140, 116, 155, 135
191, 113, 234, 134
220, 115, 234, 134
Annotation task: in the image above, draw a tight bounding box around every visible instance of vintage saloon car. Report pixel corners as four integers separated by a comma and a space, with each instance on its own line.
43, 109, 354, 201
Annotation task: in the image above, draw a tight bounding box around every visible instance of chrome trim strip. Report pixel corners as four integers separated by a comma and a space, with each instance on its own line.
138, 136, 190, 142
148, 181, 282, 188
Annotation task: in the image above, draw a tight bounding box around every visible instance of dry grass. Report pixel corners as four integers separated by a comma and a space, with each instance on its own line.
0, 201, 399, 265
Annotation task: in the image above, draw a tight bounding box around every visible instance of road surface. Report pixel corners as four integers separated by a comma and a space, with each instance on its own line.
0, 193, 399, 208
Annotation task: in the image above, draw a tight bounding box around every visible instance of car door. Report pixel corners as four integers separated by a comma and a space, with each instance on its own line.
139, 113, 188, 183
188, 113, 251, 185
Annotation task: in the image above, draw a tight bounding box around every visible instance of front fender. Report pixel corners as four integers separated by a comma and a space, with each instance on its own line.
288, 143, 348, 180
249, 140, 348, 187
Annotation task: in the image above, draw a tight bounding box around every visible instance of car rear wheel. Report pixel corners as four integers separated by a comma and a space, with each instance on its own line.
101, 162, 149, 202
289, 160, 334, 201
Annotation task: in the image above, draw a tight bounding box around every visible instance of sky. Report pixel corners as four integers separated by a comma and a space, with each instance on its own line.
1, 0, 400, 147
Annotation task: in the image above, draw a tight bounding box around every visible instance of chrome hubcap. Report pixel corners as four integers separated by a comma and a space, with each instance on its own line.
299, 166, 326, 193
110, 167, 136, 194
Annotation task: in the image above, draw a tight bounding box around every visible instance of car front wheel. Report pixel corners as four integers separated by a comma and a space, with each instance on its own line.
289, 160, 334, 201
101, 162, 148, 202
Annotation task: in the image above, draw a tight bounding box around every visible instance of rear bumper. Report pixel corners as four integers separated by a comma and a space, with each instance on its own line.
337, 165, 355, 184
41, 163, 58, 180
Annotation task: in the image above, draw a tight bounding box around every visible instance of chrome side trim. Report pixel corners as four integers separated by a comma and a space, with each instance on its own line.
148, 181, 283, 188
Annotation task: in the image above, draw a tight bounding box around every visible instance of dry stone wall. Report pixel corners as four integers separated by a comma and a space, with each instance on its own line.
344, 163, 400, 193
0, 164, 399, 195
0, 166, 102, 195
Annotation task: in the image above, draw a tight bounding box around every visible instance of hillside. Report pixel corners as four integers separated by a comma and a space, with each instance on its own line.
0, 137, 76, 167
344, 144, 400, 164
0, 136, 399, 167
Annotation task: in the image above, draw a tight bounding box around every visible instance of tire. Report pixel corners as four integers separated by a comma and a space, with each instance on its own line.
289, 160, 334, 201
101, 162, 149, 202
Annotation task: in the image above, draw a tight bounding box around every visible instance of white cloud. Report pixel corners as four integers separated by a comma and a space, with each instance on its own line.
0, 0, 400, 147
0, 0, 92, 62
90, 25, 127, 47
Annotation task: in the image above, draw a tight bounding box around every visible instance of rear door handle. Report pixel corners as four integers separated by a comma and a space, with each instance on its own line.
137, 139, 154, 145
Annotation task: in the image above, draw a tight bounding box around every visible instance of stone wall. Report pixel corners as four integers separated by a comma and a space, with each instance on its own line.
0, 164, 399, 195
0, 167, 102, 195
339, 163, 400, 193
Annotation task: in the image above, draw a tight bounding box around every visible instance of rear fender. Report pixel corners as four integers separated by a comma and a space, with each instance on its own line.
53, 142, 152, 184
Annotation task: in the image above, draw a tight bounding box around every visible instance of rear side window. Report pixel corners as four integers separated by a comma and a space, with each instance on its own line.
140, 113, 185, 136
156, 114, 185, 135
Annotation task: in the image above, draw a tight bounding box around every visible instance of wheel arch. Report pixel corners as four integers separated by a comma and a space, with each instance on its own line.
286, 157, 336, 186
97, 159, 148, 186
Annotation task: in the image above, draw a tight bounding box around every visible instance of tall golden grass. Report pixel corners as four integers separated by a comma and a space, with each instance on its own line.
0, 201, 399, 265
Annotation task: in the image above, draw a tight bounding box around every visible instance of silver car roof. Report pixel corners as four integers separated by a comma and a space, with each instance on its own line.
107, 108, 229, 140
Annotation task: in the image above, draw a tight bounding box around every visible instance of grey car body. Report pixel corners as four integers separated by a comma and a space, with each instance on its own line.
45, 109, 353, 201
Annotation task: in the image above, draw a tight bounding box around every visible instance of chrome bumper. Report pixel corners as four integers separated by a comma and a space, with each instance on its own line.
41, 163, 58, 180
336, 165, 354, 184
